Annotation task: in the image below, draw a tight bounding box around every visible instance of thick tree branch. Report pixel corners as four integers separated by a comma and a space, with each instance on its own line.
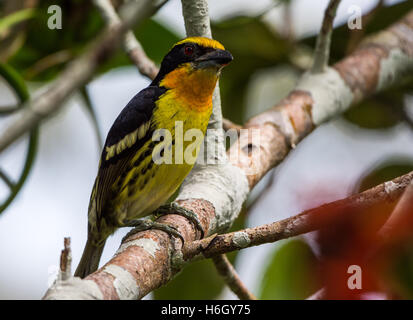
0, 0, 166, 154
43, 9, 413, 300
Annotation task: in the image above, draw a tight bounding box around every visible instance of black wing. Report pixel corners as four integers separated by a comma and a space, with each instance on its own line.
89, 85, 166, 222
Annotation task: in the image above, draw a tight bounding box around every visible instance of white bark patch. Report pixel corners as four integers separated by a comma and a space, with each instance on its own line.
378, 48, 413, 91
117, 238, 160, 258
384, 181, 399, 195
103, 264, 139, 300
232, 231, 251, 248
43, 277, 103, 300
296, 68, 354, 125
285, 214, 309, 236
176, 163, 250, 233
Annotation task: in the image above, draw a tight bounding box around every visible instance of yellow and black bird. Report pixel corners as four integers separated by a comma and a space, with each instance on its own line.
75, 37, 233, 278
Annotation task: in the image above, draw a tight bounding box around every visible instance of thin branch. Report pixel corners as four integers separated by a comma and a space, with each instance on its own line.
0, 168, 15, 189
93, 0, 159, 80
311, 0, 342, 73
0, 0, 166, 154
59, 237, 72, 281
0, 105, 20, 115
183, 171, 413, 259
211, 254, 256, 300
378, 179, 413, 244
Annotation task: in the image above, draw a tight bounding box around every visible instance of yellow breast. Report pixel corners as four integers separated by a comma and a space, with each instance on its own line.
113, 64, 218, 222
159, 63, 218, 112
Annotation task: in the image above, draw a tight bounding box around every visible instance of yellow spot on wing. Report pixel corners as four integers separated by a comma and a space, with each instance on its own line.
175, 37, 225, 50
105, 121, 151, 161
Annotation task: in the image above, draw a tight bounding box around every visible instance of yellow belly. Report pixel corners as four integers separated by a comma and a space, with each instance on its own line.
112, 88, 212, 224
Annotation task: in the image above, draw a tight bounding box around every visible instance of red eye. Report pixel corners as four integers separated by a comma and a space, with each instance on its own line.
184, 46, 194, 56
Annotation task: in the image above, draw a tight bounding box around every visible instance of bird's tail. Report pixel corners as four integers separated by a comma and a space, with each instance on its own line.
74, 235, 106, 278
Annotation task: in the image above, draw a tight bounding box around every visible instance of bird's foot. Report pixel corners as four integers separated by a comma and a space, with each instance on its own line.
153, 202, 204, 239
123, 219, 184, 244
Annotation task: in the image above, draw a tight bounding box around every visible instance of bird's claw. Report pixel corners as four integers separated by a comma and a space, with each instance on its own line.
123, 219, 184, 244
153, 202, 204, 239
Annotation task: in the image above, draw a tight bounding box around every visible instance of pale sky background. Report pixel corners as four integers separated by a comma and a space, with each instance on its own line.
0, 0, 410, 299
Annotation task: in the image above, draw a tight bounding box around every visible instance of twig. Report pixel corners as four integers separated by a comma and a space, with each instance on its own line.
0, 105, 20, 115
311, 0, 342, 73
211, 254, 257, 300
25, 50, 73, 80
59, 237, 72, 281
93, 0, 159, 80
0, 168, 15, 189
0, 0, 166, 154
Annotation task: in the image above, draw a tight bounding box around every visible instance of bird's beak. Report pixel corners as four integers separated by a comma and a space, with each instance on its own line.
195, 49, 233, 68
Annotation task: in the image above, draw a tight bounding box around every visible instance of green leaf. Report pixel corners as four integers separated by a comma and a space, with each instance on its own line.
343, 91, 405, 130
354, 159, 413, 193
0, 63, 38, 215
387, 243, 413, 299
259, 239, 320, 299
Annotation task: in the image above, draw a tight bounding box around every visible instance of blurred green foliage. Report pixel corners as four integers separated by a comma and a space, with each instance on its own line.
154, 259, 224, 299
0, 63, 38, 215
213, 16, 292, 123
388, 243, 413, 299
355, 159, 413, 192
258, 239, 320, 299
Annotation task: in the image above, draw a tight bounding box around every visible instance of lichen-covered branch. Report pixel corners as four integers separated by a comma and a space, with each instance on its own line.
0, 0, 166, 154
43, 8, 413, 300
184, 171, 413, 259
93, 0, 159, 80
378, 178, 413, 244
234, 10, 413, 188
43, 169, 413, 300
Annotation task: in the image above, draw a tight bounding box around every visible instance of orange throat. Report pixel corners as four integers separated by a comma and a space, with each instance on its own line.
160, 64, 218, 112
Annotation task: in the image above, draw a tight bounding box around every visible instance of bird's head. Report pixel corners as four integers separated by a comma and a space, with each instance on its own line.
151, 37, 233, 87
